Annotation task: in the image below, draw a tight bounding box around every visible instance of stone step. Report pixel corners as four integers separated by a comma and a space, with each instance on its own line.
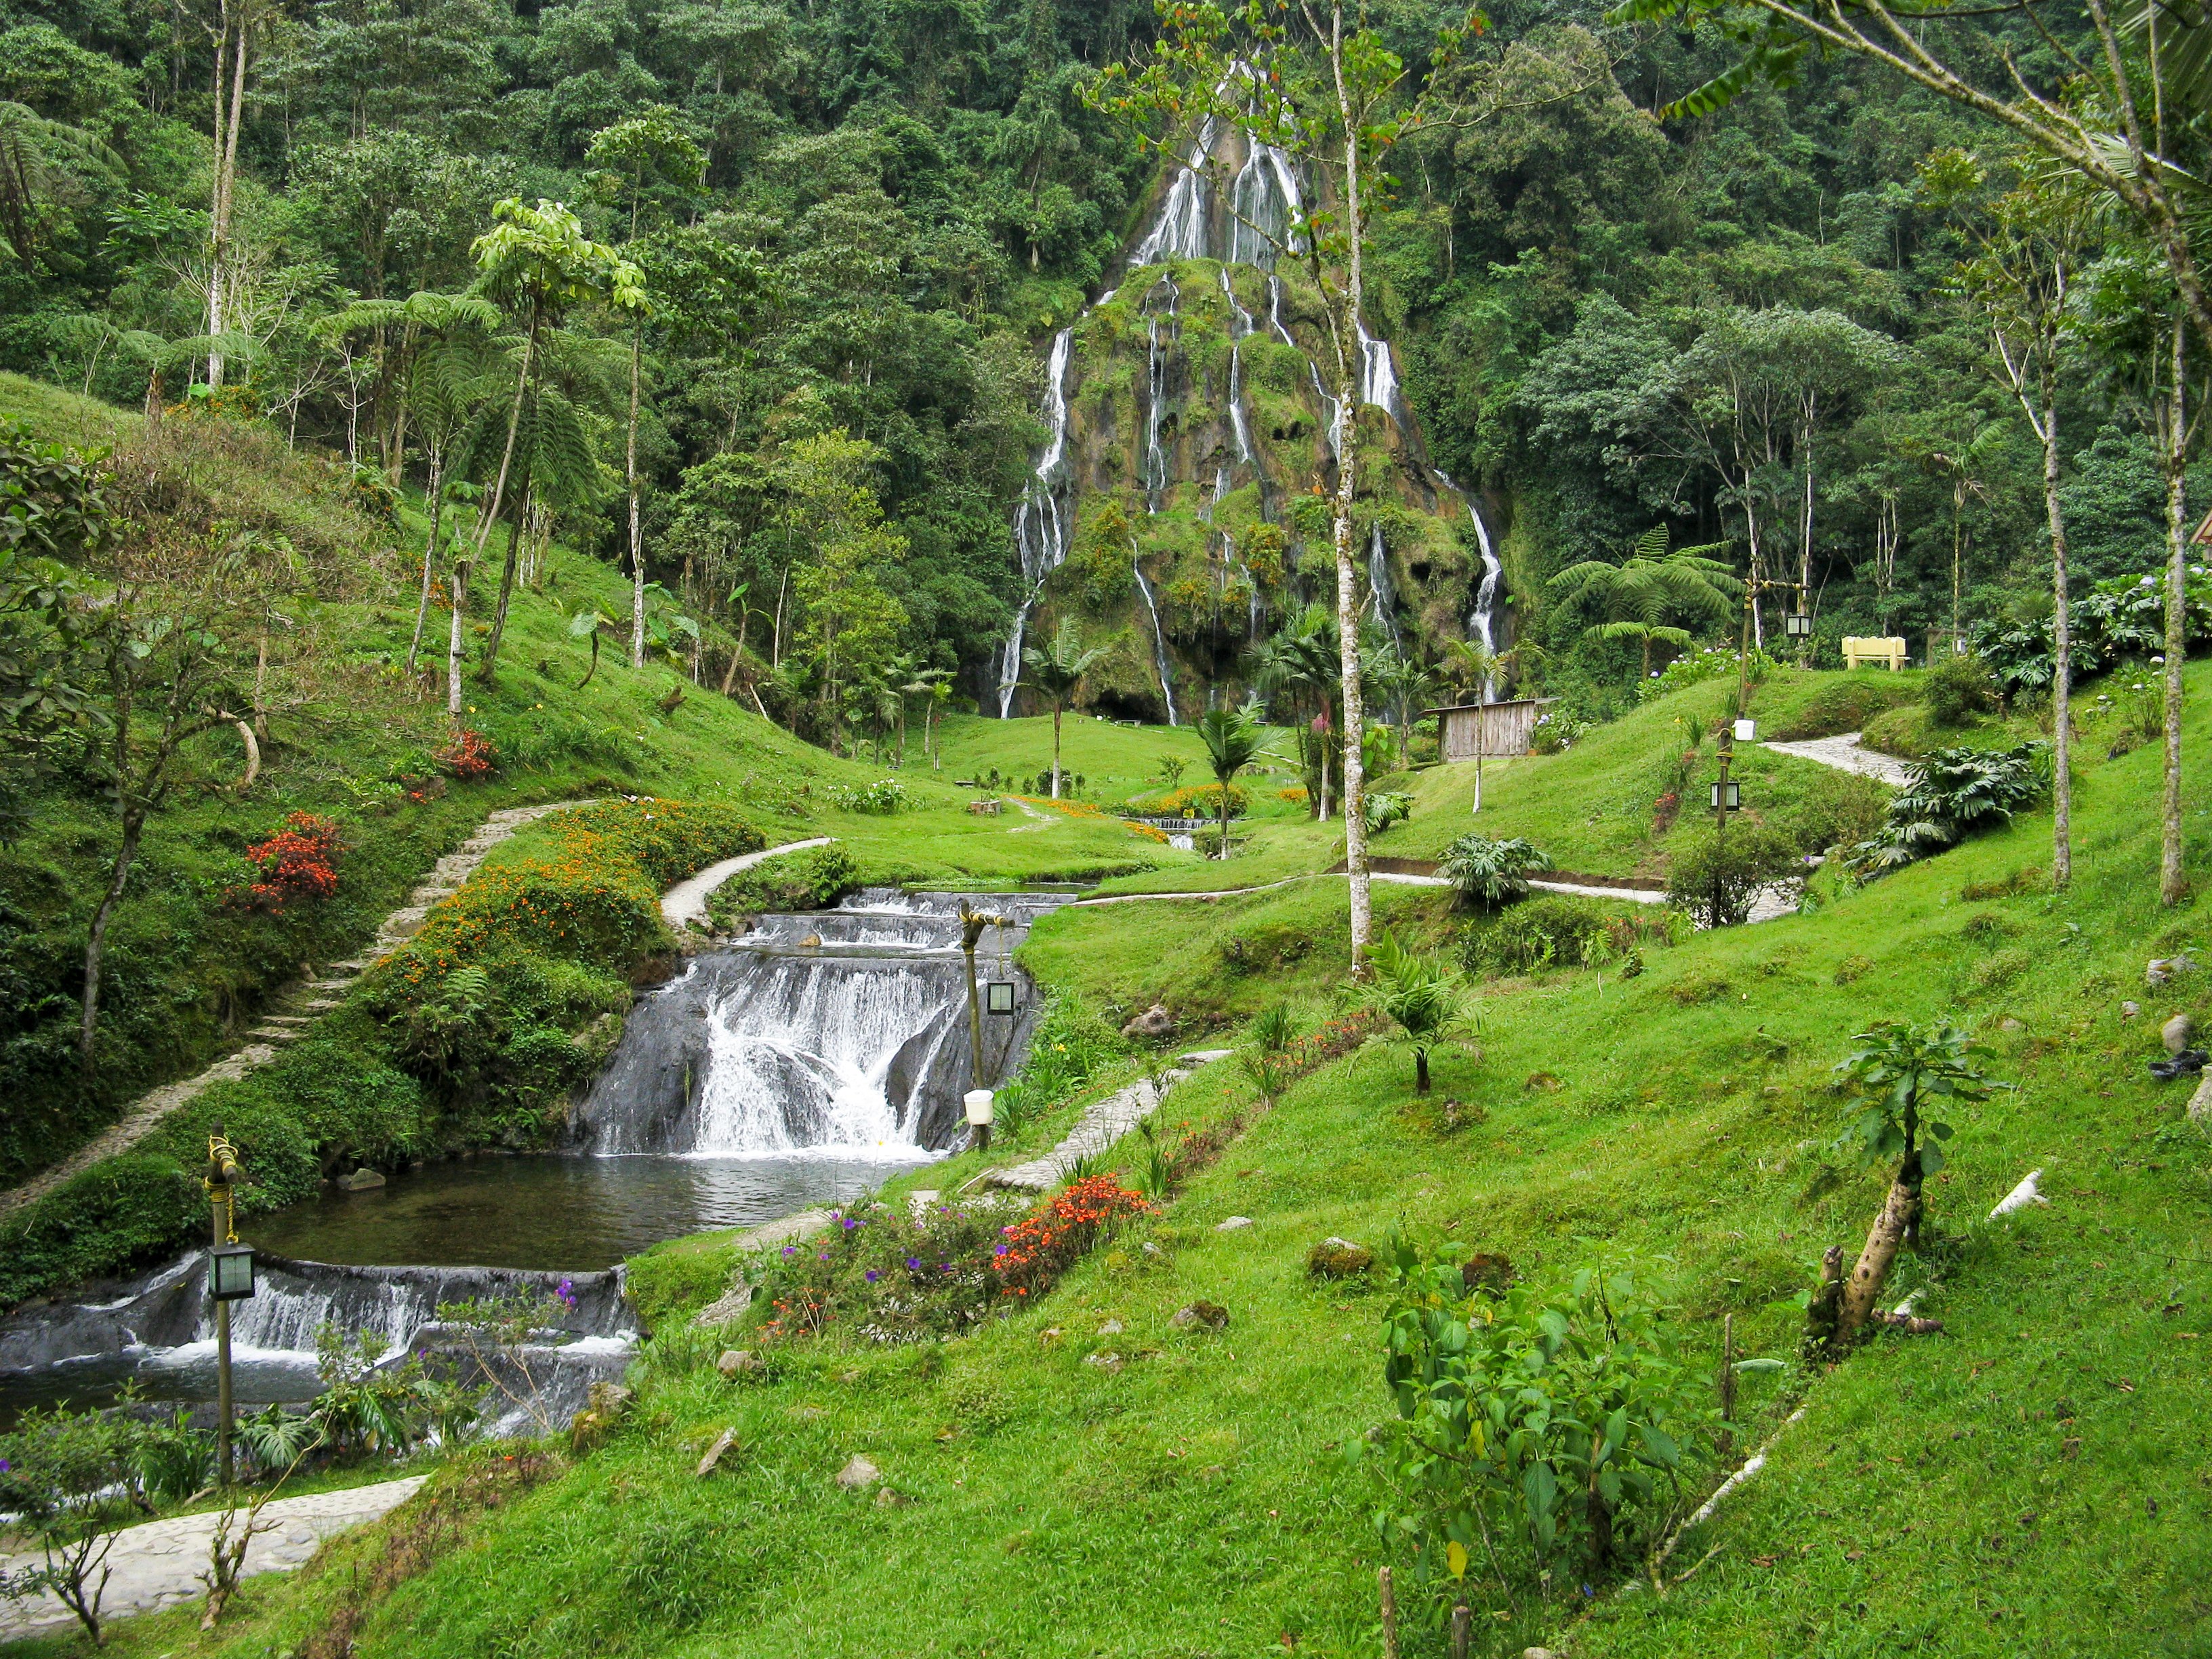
259, 1015, 312, 1027
245, 1027, 301, 1043
302, 997, 344, 1012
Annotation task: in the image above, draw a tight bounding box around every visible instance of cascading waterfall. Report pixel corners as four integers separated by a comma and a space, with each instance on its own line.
578, 890, 1065, 1157
992, 90, 1504, 712
1368, 521, 1406, 655
998, 326, 1076, 716
1133, 552, 1181, 724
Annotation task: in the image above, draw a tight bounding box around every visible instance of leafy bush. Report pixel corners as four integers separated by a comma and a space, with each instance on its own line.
1924, 651, 2001, 726
705, 844, 857, 924
1365, 790, 1413, 833
1528, 706, 1593, 754
1664, 821, 1802, 927
230, 811, 345, 911
1461, 895, 1663, 975
1970, 569, 2212, 697
1148, 782, 1250, 818
1364, 931, 1467, 1092
827, 777, 909, 814
1438, 834, 1555, 909
436, 727, 499, 779
1848, 743, 2047, 876
1767, 768, 1890, 857
1639, 644, 1776, 705
1359, 1248, 1712, 1618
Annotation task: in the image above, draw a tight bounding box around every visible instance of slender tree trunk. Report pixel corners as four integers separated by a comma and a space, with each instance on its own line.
471, 316, 534, 573
482, 483, 529, 678
209, 1, 249, 390
2039, 371, 2072, 890
1051, 701, 1063, 798
1414, 1046, 1430, 1094
629, 324, 647, 670
82, 804, 143, 1064
447, 554, 469, 717
2163, 313, 2189, 905
1219, 783, 1230, 861
406, 450, 443, 676
1328, 2, 1372, 972
1837, 1150, 1923, 1345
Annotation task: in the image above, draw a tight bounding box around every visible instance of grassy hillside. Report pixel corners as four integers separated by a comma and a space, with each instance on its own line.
26, 642, 2207, 1656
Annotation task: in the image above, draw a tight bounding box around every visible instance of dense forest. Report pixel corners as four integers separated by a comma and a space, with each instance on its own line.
0, 0, 2202, 730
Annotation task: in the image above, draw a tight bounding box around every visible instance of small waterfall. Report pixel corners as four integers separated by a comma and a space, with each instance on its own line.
1143, 274, 1181, 514
1358, 318, 1404, 424
1218, 266, 1256, 467
577, 891, 1065, 1155
1133, 553, 1180, 724
1130, 117, 1216, 264
1368, 521, 1406, 655
997, 327, 1077, 716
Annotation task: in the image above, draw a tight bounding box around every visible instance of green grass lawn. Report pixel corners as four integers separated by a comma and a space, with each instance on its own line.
36, 657, 2212, 1659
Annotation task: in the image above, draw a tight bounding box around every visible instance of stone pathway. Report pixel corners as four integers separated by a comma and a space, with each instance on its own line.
1764, 731, 1914, 787
0, 800, 592, 1222
988, 1050, 1233, 1191
0, 1475, 428, 1641
661, 837, 834, 929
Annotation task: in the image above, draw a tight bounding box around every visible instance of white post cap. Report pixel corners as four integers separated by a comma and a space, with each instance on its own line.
964, 1089, 994, 1125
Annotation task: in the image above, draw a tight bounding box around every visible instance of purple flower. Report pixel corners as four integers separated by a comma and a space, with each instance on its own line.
783, 1245, 797, 1257
864, 1270, 880, 1284
905, 1257, 922, 1271
556, 1277, 576, 1307
842, 1217, 859, 1230
994, 1244, 1010, 1256
818, 1252, 830, 1261
0, 1459, 11, 1473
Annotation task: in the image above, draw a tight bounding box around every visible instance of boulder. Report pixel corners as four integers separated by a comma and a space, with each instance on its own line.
2188, 1072, 2212, 1132
1215, 1215, 1254, 1233
695, 1428, 740, 1477
588, 1381, 634, 1420
1097, 1319, 1124, 1335
1122, 1003, 1176, 1040
2166, 1013, 2196, 1056
692, 1279, 756, 1330
336, 1168, 386, 1191
1999, 1017, 2024, 1033
1084, 1351, 1125, 1373
2123, 1000, 2142, 1019
716, 1349, 764, 1380
1307, 1238, 1374, 1279
1170, 1301, 1230, 1330
835, 1454, 880, 1491
2148, 951, 2197, 987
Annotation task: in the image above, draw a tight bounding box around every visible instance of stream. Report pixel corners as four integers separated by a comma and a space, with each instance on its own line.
0, 888, 1067, 1430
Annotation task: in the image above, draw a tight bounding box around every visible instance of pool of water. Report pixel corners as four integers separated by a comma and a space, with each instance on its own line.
247, 1151, 933, 1271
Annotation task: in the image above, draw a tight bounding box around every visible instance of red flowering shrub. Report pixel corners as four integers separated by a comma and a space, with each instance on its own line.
233, 812, 344, 911
436, 727, 497, 780
991, 1175, 1151, 1300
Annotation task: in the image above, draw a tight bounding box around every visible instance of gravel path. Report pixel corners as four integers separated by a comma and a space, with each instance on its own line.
0, 800, 593, 1221
0, 1475, 428, 1640
1764, 731, 1914, 787
661, 837, 834, 929
987, 1050, 1233, 1191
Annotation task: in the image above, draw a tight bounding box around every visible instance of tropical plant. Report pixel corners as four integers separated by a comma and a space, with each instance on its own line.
1359, 1250, 1710, 1614
569, 607, 615, 687
1194, 701, 1270, 859
1364, 930, 1467, 1094
1438, 834, 1555, 909
1021, 620, 1107, 798
1849, 743, 2047, 875
1547, 527, 1740, 680
1134, 1116, 1176, 1202
1365, 790, 1412, 833
0, 1404, 153, 1645
1820, 1023, 2007, 1348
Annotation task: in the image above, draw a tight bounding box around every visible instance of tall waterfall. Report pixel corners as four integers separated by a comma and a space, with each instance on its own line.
992, 98, 1502, 716
577, 890, 1065, 1157
1133, 556, 1181, 724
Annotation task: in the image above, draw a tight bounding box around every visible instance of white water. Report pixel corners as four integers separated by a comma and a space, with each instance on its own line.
1133, 553, 1180, 724
998, 326, 1077, 716
1368, 521, 1406, 655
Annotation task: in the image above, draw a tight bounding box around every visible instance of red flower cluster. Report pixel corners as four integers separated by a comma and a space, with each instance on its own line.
436, 726, 498, 780
1279, 1008, 1385, 1077
991, 1175, 1149, 1298
234, 811, 344, 911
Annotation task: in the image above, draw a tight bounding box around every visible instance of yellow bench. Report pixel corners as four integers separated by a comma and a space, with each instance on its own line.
1842, 636, 1908, 670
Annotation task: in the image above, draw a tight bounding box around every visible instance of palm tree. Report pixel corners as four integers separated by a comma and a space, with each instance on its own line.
1252, 605, 1340, 818
467, 198, 644, 684
1547, 527, 1740, 681
900, 663, 954, 767
1365, 931, 1467, 1094
1443, 638, 1501, 814
1194, 701, 1269, 860
1021, 621, 1106, 798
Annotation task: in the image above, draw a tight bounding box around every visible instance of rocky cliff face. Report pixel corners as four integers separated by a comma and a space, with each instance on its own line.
994, 119, 1502, 722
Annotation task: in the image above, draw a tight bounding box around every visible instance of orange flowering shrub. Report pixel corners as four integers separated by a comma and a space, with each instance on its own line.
230, 812, 345, 912
436, 727, 498, 779
990, 1174, 1151, 1300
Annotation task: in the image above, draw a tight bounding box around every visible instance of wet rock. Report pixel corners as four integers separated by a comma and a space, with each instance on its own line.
1215, 1215, 1254, 1233
1307, 1238, 1374, 1279
335, 1168, 386, 1191
1170, 1301, 1230, 1330
836, 1454, 880, 1490
589, 1381, 633, 1420
2166, 1014, 2196, 1056
1122, 1002, 1176, 1040
2148, 1048, 2207, 1081
716, 1349, 763, 1379
695, 1428, 740, 1477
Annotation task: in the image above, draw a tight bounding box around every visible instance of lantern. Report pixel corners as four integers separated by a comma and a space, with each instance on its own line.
1732, 718, 1757, 743
964, 1089, 995, 1126
985, 980, 1018, 1016
208, 1242, 256, 1303
1784, 611, 1813, 639
1710, 779, 1742, 811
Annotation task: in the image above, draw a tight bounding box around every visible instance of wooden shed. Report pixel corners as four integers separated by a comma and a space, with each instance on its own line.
1426, 698, 1558, 762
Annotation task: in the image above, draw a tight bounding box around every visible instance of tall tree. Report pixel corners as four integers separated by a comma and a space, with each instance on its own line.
1021, 621, 1106, 798
465, 198, 644, 687
586, 108, 704, 671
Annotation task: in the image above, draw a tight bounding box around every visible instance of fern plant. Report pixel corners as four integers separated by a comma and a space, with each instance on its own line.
1438, 833, 1555, 909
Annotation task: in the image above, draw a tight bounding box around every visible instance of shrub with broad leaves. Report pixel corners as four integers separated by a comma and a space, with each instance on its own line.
1439, 834, 1555, 909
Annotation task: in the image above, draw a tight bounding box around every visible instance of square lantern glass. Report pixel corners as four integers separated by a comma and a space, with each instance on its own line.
1710, 780, 1742, 811
1732, 717, 1757, 743
985, 981, 1017, 1016
1785, 612, 1813, 638
209, 1243, 256, 1302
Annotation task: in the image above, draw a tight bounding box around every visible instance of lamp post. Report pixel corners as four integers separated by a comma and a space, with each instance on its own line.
203, 1132, 255, 1486
957, 901, 1005, 1149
